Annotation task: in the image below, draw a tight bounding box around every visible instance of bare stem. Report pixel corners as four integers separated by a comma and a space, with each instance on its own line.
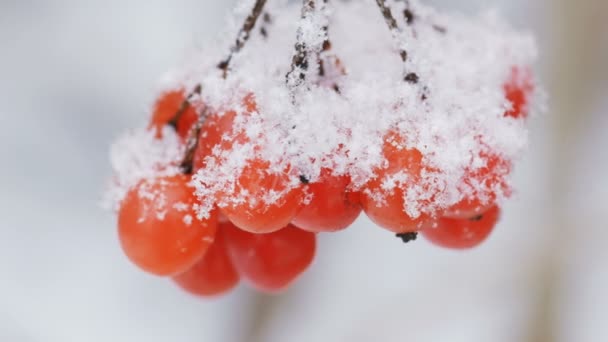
396, 232, 418, 243
166, 84, 202, 130
179, 105, 211, 174
286, 0, 318, 92
259, 12, 272, 39
317, 0, 331, 78
218, 0, 268, 79
374, 0, 419, 84
169, 1, 268, 174
167, 0, 267, 131
316, 0, 343, 94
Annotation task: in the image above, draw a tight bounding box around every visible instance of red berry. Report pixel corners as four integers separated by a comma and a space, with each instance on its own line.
504, 67, 533, 119
422, 206, 500, 249
219, 159, 304, 234
193, 93, 256, 171
149, 90, 199, 140
442, 198, 494, 220
292, 169, 361, 232
224, 222, 316, 293
118, 175, 217, 276
192, 110, 236, 171
361, 132, 435, 232
192, 94, 304, 233
172, 227, 239, 297
443, 153, 510, 219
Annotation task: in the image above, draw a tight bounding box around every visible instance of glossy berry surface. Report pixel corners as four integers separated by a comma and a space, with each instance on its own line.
118, 175, 217, 276
361, 133, 435, 232
224, 222, 316, 293
150, 90, 199, 139
443, 153, 510, 219
292, 169, 361, 232
193, 93, 256, 171
172, 227, 239, 297
422, 205, 500, 249
219, 159, 304, 234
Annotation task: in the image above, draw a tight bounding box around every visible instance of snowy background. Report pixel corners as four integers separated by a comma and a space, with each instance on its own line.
0, 0, 606, 341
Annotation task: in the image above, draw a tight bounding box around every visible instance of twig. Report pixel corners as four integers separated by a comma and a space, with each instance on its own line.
166, 0, 268, 131
168, 1, 269, 174
316, 0, 342, 93
286, 0, 318, 92
399, 0, 447, 34
375, 0, 419, 84
218, 0, 268, 79
259, 12, 272, 39
396, 232, 418, 243
167, 84, 202, 130
179, 105, 211, 174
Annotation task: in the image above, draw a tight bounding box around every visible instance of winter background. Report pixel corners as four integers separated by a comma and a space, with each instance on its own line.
0, 0, 606, 341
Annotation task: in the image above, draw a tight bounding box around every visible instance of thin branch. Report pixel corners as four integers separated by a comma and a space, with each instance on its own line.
165, 1, 268, 174
316, 0, 343, 94
218, 0, 268, 79
167, 84, 202, 130
259, 12, 272, 39
179, 105, 211, 174
166, 0, 268, 132
375, 0, 406, 61
317, 0, 331, 78
396, 232, 418, 243
375, 0, 419, 84
286, 0, 318, 92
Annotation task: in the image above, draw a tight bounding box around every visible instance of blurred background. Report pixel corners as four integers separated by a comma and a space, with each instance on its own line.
0, 0, 606, 341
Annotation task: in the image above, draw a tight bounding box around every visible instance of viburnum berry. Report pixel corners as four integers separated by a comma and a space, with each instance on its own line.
150, 89, 199, 139
219, 159, 304, 234
105, 0, 540, 296
192, 94, 256, 171
172, 227, 239, 297
118, 174, 217, 276
422, 205, 500, 249
223, 222, 316, 293
292, 168, 361, 232
191, 93, 304, 233
443, 152, 510, 219
361, 132, 436, 233
504, 66, 534, 119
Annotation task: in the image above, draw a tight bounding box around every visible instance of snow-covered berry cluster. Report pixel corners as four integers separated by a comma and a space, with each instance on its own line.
105, 0, 539, 297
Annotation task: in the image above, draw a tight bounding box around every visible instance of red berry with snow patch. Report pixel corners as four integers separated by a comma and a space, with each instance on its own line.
192, 94, 256, 171
150, 89, 199, 140
292, 169, 361, 232
118, 175, 217, 276
361, 132, 436, 232
443, 153, 510, 219
218, 159, 304, 234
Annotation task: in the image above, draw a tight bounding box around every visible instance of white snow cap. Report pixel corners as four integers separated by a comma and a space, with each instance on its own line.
108, 0, 541, 220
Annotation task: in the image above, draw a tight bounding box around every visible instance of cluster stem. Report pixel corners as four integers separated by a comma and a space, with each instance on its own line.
286, 0, 318, 93
178, 0, 269, 173
375, 0, 419, 84
218, 0, 269, 79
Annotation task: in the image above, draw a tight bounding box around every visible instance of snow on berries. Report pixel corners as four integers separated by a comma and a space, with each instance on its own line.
104, 0, 541, 297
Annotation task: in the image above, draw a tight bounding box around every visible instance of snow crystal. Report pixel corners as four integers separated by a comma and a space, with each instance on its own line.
107, 0, 541, 220
103, 127, 183, 211
183, 214, 193, 226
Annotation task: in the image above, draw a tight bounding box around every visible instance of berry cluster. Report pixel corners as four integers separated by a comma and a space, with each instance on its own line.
108, 0, 537, 297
